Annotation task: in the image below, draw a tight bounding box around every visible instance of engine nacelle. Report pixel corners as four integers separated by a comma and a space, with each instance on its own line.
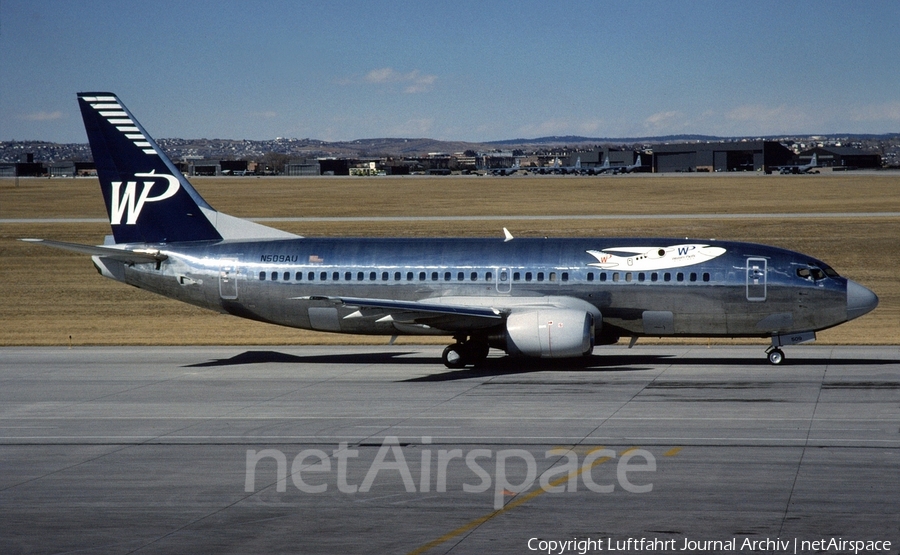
506, 309, 594, 358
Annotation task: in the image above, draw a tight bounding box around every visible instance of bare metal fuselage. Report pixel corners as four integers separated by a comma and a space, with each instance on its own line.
95, 236, 851, 343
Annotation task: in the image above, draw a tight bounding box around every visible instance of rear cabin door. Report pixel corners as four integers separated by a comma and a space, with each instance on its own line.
219, 263, 239, 300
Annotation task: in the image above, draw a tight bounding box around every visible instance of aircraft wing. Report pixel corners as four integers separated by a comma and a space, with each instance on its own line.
20, 238, 168, 264
298, 295, 506, 331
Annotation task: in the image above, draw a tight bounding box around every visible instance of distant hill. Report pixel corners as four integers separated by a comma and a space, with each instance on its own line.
3, 133, 898, 164
485, 134, 727, 146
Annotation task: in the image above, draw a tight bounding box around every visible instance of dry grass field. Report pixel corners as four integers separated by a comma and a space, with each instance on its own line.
2, 172, 898, 346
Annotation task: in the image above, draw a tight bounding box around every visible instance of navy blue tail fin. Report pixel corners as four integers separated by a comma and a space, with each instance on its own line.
78, 92, 222, 244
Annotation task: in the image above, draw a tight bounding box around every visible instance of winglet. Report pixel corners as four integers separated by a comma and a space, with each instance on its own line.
503, 227, 514, 242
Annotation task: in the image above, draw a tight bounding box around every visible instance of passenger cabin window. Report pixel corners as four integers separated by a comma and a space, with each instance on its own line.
296, 272, 303, 281
259, 271, 266, 281
271, 271, 278, 281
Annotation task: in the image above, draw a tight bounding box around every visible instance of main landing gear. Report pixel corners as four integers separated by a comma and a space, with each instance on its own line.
441, 337, 491, 369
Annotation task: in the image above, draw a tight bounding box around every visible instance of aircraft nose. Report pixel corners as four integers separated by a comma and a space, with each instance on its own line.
846, 280, 878, 320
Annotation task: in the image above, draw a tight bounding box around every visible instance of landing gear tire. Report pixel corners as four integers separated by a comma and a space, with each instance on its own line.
442, 345, 466, 369
442, 341, 490, 369
767, 348, 785, 365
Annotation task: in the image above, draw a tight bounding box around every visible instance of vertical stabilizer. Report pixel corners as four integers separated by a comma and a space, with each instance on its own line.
77, 92, 297, 244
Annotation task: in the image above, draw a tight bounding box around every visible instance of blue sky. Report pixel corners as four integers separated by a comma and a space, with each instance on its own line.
2, 0, 899, 143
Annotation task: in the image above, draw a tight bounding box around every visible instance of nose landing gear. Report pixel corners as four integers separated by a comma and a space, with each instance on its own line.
766, 346, 785, 365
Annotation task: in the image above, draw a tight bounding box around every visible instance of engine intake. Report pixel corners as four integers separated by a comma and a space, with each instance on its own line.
506, 309, 594, 358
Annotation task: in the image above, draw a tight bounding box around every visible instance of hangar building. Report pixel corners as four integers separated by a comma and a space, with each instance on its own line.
652, 141, 793, 173
800, 147, 882, 169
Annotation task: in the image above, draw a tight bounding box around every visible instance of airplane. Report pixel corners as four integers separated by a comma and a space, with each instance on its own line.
23, 92, 879, 369
490, 159, 521, 176
587, 155, 617, 175
778, 153, 820, 174
619, 154, 643, 174
525, 157, 561, 175
589, 154, 643, 175
558, 156, 582, 175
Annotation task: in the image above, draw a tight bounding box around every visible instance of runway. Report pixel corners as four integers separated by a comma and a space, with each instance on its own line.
1, 345, 898, 554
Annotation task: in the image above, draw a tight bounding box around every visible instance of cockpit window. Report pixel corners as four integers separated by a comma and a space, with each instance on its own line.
797, 265, 835, 281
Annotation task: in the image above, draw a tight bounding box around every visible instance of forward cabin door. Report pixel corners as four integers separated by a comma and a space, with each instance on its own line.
746, 258, 767, 301
496, 267, 511, 293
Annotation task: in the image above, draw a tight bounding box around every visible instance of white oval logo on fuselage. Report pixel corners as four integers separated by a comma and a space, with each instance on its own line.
586, 244, 727, 271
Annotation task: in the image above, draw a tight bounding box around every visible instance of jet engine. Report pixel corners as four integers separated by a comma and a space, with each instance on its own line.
505, 309, 595, 358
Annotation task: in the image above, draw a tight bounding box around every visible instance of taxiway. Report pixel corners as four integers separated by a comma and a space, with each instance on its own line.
0, 345, 897, 554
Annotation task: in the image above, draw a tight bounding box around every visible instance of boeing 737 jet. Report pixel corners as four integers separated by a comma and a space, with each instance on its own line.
24, 93, 879, 368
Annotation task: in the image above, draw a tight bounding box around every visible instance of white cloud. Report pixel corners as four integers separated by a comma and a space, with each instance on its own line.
19, 110, 63, 122
848, 101, 900, 123
355, 68, 437, 93
643, 111, 686, 133
516, 118, 606, 138
723, 104, 814, 134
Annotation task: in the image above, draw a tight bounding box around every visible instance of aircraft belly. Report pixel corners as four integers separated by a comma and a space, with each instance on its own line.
601, 286, 728, 336
122, 264, 224, 314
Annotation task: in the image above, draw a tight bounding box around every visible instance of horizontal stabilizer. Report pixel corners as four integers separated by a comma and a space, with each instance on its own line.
20, 238, 167, 264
